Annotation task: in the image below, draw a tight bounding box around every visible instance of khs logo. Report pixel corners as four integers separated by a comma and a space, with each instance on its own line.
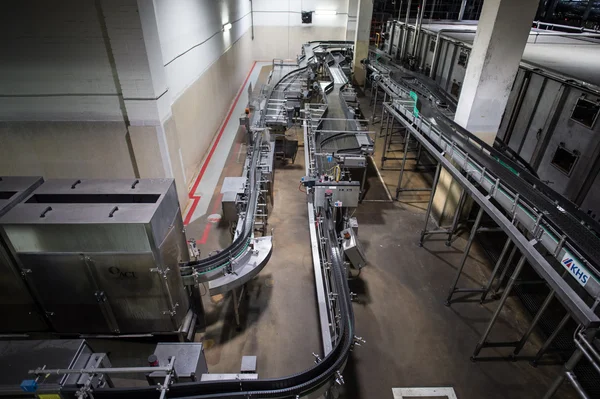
562, 257, 589, 286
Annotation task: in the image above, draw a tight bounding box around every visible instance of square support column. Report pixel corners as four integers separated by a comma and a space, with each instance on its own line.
432, 0, 538, 225
352, 0, 374, 86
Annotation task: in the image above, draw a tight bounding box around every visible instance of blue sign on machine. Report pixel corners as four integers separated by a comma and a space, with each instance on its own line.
409, 91, 419, 118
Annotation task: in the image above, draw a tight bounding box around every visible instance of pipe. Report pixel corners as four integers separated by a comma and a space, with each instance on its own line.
533, 20, 600, 34
457, 0, 467, 20
388, 20, 395, 56
30, 364, 174, 375
250, 0, 254, 40
429, 29, 475, 78
411, 0, 427, 57
401, 0, 413, 59
429, 0, 437, 24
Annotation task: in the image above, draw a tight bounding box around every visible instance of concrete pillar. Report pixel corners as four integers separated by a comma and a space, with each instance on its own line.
454, 0, 539, 143
100, 0, 174, 180
352, 0, 374, 86
432, 0, 538, 225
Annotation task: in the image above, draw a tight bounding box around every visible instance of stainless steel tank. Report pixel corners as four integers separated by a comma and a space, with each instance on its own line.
0, 176, 47, 333
0, 178, 190, 335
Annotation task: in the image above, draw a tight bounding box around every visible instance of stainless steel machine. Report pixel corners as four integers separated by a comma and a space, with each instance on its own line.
0, 176, 47, 333
0, 178, 193, 336
0, 339, 109, 397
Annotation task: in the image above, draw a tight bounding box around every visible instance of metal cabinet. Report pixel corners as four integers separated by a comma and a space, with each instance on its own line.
0, 176, 47, 333
0, 178, 190, 335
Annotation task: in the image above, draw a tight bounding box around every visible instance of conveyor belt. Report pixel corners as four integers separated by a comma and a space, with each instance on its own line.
62, 215, 355, 399
370, 49, 599, 234
369, 54, 600, 274
178, 133, 263, 277
425, 100, 600, 273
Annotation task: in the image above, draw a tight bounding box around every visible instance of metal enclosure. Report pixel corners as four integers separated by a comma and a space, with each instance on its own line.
341, 228, 367, 269
0, 176, 47, 332
314, 181, 361, 208
0, 179, 190, 335
147, 343, 208, 384
0, 339, 94, 396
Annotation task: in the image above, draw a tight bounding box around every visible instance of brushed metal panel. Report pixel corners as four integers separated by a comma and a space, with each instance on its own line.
150, 181, 180, 246
3, 224, 150, 253
0, 243, 47, 332
0, 178, 190, 335
89, 253, 174, 333
20, 253, 111, 333
0, 176, 46, 332
158, 212, 190, 328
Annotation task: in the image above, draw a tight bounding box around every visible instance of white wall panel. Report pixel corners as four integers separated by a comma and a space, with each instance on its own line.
154, 0, 252, 102
252, 0, 349, 27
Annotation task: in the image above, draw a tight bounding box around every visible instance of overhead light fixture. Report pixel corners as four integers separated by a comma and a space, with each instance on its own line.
223, 22, 232, 31
315, 10, 337, 15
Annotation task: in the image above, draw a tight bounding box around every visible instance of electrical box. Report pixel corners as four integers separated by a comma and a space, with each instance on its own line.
349, 217, 359, 236
339, 155, 366, 168
301, 11, 312, 24
221, 177, 247, 222
314, 181, 360, 208
341, 228, 367, 269
147, 343, 208, 384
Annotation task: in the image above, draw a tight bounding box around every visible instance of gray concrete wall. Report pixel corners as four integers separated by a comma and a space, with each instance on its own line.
0, 121, 136, 178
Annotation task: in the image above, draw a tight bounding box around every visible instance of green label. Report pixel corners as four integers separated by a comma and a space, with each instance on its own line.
494, 157, 519, 176
409, 91, 419, 118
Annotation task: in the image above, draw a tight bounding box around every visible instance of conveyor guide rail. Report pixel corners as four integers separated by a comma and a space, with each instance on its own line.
371, 64, 600, 328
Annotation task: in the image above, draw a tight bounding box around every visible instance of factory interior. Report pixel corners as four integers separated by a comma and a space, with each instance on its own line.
1, 0, 600, 398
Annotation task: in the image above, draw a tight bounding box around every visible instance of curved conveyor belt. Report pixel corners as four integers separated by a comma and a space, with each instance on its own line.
62, 221, 354, 399
178, 133, 264, 278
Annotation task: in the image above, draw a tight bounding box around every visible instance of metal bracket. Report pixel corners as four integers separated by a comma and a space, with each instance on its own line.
335, 370, 345, 385
94, 291, 107, 303
312, 352, 322, 364
162, 302, 179, 316
150, 267, 171, 279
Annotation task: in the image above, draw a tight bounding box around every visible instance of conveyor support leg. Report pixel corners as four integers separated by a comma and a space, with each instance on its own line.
472, 254, 527, 360
418, 162, 442, 245
445, 188, 467, 246
531, 313, 570, 366
480, 236, 512, 303
445, 206, 485, 305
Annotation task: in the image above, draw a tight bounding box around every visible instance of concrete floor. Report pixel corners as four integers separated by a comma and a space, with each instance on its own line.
88, 66, 576, 398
